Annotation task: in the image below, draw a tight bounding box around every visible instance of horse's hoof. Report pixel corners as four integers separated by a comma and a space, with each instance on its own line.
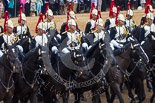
115, 95, 118, 99
134, 94, 138, 100
80, 95, 87, 101
130, 100, 136, 103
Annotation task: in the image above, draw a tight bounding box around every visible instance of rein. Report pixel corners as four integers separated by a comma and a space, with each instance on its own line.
21, 67, 41, 88
0, 56, 17, 93
21, 47, 42, 88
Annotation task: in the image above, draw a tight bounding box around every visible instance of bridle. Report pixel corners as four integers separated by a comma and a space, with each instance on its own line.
21, 47, 43, 88
0, 51, 19, 93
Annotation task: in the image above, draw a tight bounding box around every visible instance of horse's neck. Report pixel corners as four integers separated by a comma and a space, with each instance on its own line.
22, 62, 37, 83
142, 39, 154, 61
91, 48, 103, 74
22, 55, 38, 83
116, 47, 132, 70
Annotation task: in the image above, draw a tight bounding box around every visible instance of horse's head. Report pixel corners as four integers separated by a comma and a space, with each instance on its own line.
86, 39, 108, 69
71, 47, 86, 67
24, 45, 44, 71
2, 43, 22, 73
128, 37, 149, 64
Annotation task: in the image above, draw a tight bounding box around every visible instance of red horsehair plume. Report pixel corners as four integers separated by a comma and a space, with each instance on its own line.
35, 13, 44, 33
126, 2, 130, 16
3, 11, 9, 32
65, 11, 70, 31
146, 0, 151, 6
109, 0, 115, 18
94, 10, 102, 29
44, 2, 50, 19
65, 3, 74, 31
144, 1, 153, 23
90, 2, 95, 19
19, 5, 23, 24
115, 6, 120, 25
68, 3, 73, 12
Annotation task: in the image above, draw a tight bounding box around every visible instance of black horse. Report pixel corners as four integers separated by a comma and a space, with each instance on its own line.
106, 37, 149, 103
131, 27, 155, 103
141, 32, 155, 103
0, 43, 22, 103
71, 32, 113, 103
12, 45, 44, 103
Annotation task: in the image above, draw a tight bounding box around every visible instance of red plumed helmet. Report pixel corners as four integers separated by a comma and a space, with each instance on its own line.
3, 11, 9, 32
68, 3, 73, 12
146, 0, 151, 6
115, 6, 120, 25
35, 13, 44, 33
90, 2, 96, 19
44, 2, 50, 19
109, 0, 115, 18
126, 2, 130, 16
65, 11, 70, 31
18, 5, 23, 24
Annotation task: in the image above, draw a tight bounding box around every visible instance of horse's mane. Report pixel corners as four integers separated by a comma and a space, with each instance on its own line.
103, 31, 115, 74
85, 40, 100, 58
23, 47, 39, 62
131, 26, 141, 39
123, 42, 131, 50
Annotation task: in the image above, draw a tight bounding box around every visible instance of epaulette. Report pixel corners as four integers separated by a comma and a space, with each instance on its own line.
62, 31, 67, 35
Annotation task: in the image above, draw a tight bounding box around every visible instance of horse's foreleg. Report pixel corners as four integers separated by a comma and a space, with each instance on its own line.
62, 91, 69, 103
105, 86, 111, 103
124, 81, 135, 102
4, 88, 15, 103
111, 83, 124, 103
92, 94, 101, 103
12, 94, 19, 103
150, 77, 155, 103
29, 92, 37, 103
74, 92, 80, 103
150, 93, 155, 103
141, 82, 146, 101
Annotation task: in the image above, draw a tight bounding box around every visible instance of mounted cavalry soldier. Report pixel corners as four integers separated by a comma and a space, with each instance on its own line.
110, 7, 129, 50
0, 11, 23, 57
60, 3, 79, 34
105, 0, 117, 31
0, 11, 18, 48
14, 6, 31, 39
85, 2, 98, 34
139, 12, 155, 42
44, 8, 58, 34
125, 2, 136, 33
31, 14, 48, 48
51, 19, 87, 54
0, 19, 18, 48
140, 1, 155, 25
87, 18, 105, 45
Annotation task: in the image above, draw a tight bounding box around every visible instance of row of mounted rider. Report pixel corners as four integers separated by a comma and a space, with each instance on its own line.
0, 1, 154, 103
